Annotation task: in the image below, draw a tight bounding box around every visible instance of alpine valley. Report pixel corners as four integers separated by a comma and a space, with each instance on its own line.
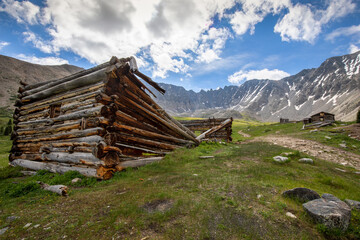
0, 51, 359, 122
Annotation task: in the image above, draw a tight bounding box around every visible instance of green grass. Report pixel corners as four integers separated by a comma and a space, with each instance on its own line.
0, 119, 359, 239
0, 135, 11, 168
0, 141, 359, 239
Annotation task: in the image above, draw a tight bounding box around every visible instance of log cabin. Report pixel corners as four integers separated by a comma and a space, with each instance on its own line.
179, 117, 233, 142
310, 112, 335, 123
9, 56, 202, 179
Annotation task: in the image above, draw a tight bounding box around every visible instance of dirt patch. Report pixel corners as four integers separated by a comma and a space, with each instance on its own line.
334, 123, 360, 140
251, 135, 360, 170
142, 199, 173, 213
238, 130, 251, 138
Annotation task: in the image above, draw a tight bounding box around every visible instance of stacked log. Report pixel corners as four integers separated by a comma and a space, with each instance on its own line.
179, 117, 233, 142
10, 56, 198, 179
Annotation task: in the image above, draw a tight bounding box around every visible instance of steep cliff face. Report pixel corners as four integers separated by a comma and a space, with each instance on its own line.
0, 55, 83, 109
155, 51, 360, 121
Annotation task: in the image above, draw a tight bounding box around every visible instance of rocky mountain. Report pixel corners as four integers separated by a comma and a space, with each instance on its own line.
0, 55, 83, 111
154, 51, 360, 122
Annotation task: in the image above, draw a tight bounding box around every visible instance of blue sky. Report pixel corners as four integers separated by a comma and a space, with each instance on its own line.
0, 0, 360, 92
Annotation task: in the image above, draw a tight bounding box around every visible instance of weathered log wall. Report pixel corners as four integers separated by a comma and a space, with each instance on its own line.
179, 118, 233, 142
11, 56, 198, 179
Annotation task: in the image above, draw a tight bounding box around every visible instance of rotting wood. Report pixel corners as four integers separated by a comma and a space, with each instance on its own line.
38, 181, 68, 196
15, 127, 105, 143
11, 159, 98, 178
42, 152, 102, 166
115, 133, 179, 151
117, 157, 163, 169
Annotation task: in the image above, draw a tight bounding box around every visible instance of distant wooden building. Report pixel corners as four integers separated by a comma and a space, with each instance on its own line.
310, 112, 335, 123
179, 117, 233, 142
303, 118, 312, 125
280, 118, 289, 124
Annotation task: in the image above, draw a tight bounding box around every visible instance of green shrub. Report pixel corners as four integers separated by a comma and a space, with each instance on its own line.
357, 108, 360, 123
5, 181, 41, 197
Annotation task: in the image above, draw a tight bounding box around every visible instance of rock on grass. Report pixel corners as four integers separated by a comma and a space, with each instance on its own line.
282, 188, 320, 203
273, 156, 288, 163
303, 194, 351, 231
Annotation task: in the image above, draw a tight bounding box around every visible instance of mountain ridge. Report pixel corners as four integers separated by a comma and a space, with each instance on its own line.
154, 51, 360, 121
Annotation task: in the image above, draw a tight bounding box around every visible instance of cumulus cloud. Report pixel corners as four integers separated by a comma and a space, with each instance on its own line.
1, 0, 357, 78
228, 68, 290, 84
39, 0, 236, 78
16, 54, 69, 65
0, 0, 41, 24
0, 41, 10, 50
274, 0, 356, 43
229, 0, 290, 35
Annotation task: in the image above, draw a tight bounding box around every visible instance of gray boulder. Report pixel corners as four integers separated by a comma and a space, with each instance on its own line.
282, 187, 320, 203
273, 156, 288, 163
298, 158, 314, 164
303, 194, 351, 230
344, 199, 360, 210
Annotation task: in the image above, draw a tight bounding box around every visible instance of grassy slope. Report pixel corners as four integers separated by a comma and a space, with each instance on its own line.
0, 119, 359, 239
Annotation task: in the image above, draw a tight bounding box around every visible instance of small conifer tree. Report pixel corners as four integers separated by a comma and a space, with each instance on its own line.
357, 108, 360, 123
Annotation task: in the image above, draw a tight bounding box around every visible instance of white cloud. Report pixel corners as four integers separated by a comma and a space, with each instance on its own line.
326, 24, 360, 41
39, 0, 236, 78
0, 0, 41, 24
349, 44, 360, 54
16, 54, 69, 65
229, 0, 290, 35
228, 68, 290, 84
23, 31, 58, 54
196, 27, 231, 63
0, 41, 10, 50
274, 0, 356, 43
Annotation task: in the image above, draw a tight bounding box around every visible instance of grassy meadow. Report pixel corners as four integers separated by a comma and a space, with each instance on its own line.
0, 118, 359, 239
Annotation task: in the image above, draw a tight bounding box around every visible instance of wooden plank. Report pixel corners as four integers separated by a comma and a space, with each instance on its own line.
11, 159, 98, 178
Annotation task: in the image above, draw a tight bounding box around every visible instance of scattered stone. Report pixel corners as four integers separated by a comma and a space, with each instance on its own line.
0, 227, 9, 236
257, 194, 263, 199
33, 224, 40, 228
6, 216, 19, 222
282, 187, 320, 203
339, 143, 347, 148
335, 168, 346, 173
281, 152, 294, 156
71, 178, 82, 184
273, 156, 288, 163
325, 136, 331, 140
344, 199, 360, 210
23, 223, 32, 229
355, 172, 360, 175
193, 174, 198, 176
199, 156, 214, 159
286, 212, 297, 219
303, 194, 351, 231
310, 129, 318, 133
298, 158, 314, 164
